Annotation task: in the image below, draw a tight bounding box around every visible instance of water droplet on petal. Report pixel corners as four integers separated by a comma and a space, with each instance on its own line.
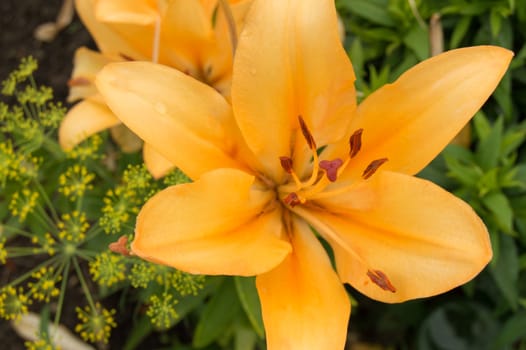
154, 102, 167, 114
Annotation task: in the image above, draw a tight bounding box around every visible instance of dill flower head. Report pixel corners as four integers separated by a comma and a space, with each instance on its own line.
162, 168, 191, 186
129, 260, 157, 289
39, 102, 66, 128
0, 286, 31, 321
8, 189, 39, 222
57, 211, 90, 243
1, 56, 38, 96
31, 233, 57, 256
89, 251, 127, 288
122, 164, 156, 195
27, 267, 61, 303
75, 303, 116, 344
146, 292, 179, 330
66, 134, 102, 161
169, 270, 206, 297
100, 187, 134, 235
17, 85, 53, 106
25, 337, 60, 350
0, 140, 24, 186
58, 165, 95, 201
0, 237, 7, 264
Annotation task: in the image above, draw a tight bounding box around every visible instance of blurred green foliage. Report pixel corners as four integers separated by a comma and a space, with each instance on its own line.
336, 0, 526, 348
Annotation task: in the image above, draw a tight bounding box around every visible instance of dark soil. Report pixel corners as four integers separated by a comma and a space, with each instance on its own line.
0, 0, 93, 101
1, 0, 93, 349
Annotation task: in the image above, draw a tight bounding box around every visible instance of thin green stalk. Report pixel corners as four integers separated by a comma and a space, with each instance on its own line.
2, 224, 36, 238
33, 179, 60, 223
54, 259, 70, 326
84, 225, 104, 242
9, 255, 60, 287
73, 256, 96, 310
41, 136, 65, 160
34, 204, 57, 233
218, 0, 238, 55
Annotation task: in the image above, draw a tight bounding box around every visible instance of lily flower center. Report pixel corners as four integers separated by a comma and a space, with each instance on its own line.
278, 116, 388, 208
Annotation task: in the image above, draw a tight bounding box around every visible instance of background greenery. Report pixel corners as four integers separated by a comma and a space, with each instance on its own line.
1, 0, 526, 349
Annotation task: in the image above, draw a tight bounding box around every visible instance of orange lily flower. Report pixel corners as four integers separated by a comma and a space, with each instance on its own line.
95, 0, 512, 347
59, 0, 252, 177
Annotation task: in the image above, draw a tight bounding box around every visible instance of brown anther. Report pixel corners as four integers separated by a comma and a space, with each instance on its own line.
349, 129, 363, 158
298, 115, 317, 149
67, 76, 91, 87
283, 192, 301, 207
367, 269, 396, 293
119, 53, 134, 61
362, 158, 388, 179
109, 236, 132, 256
319, 159, 344, 182
279, 156, 294, 174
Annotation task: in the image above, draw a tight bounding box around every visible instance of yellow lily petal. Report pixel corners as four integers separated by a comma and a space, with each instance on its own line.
335, 46, 513, 181
232, 0, 356, 180
142, 143, 175, 179
95, 0, 158, 25
75, 0, 149, 60
161, 0, 211, 45
131, 168, 291, 275
67, 47, 118, 102
308, 171, 491, 303
156, 0, 213, 73
59, 99, 120, 151
96, 61, 250, 180
256, 218, 350, 349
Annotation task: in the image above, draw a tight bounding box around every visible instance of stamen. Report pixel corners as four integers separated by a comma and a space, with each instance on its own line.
109, 236, 132, 256
298, 116, 317, 150
283, 192, 302, 207
319, 159, 344, 182
218, 0, 238, 55
279, 156, 293, 173
279, 156, 303, 189
349, 129, 363, 158
67, 77, 91, 87
362, 158, 388, 179
119, 53, 134, 61
290, 206, 370, 266
152, 1, 162, 63
367, 269, 396, 293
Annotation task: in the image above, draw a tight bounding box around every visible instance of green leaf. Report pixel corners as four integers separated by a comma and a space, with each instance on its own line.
339, 0, 395, 27
234, 276, 264, 338
491, 312, 526, 349
193, 278, 243, 348
501, 126, 526, 157
490, 235, 519, 310
450, 16, 472, 49
417, 302, 498, 350
472, 111, 492, 140
493, 74, 513, 119
444, 154, 482, 187
403, 24, 429, 61
476, 117, 503, 171
477, 168, 500, 197
123, 316, 153, 350
482, 191, 514, 234
234, 325, 258, 350
490, 9, 503, 38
